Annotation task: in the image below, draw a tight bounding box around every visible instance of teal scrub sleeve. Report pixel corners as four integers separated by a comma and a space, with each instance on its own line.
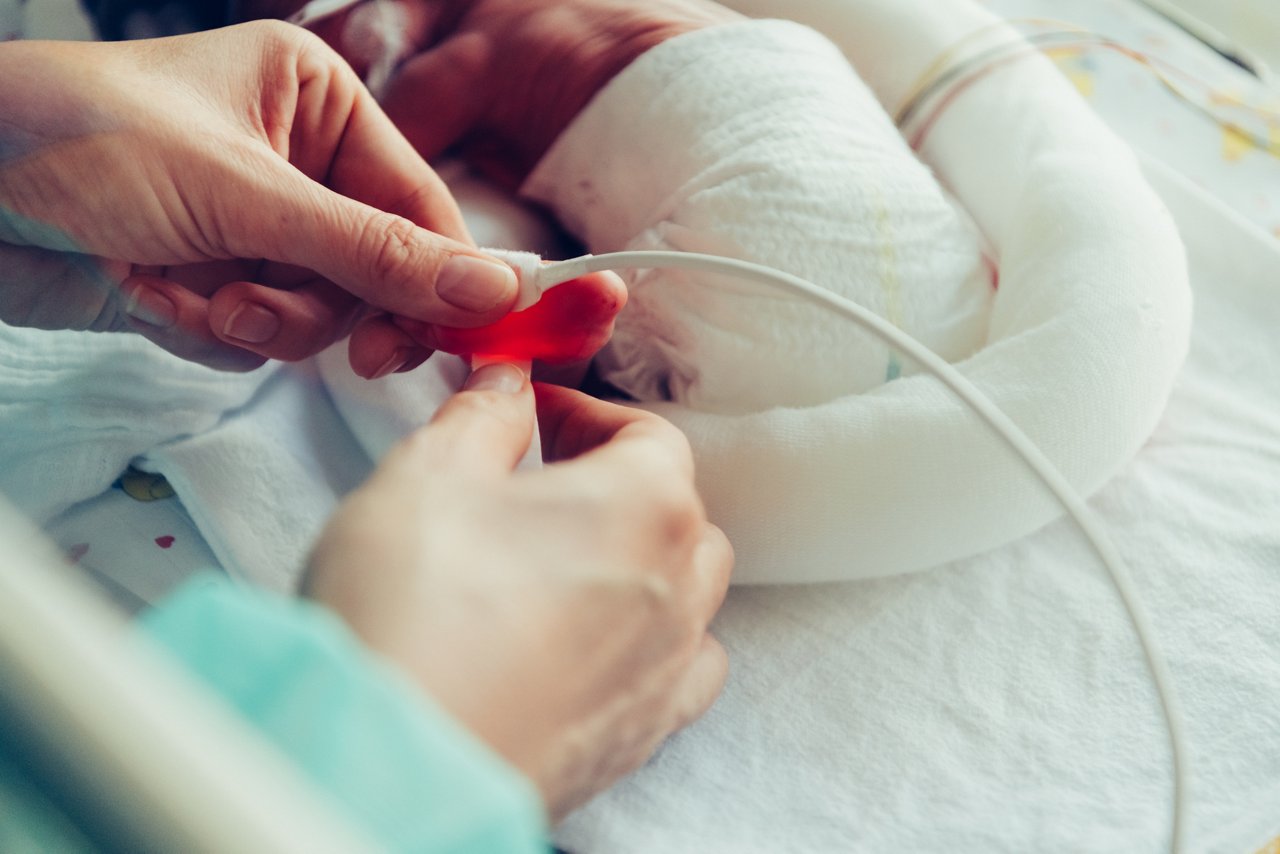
0, 747, 96, 854
140, 574, 550, 854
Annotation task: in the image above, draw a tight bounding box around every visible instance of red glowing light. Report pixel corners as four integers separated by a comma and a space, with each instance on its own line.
432, 272, 627, 364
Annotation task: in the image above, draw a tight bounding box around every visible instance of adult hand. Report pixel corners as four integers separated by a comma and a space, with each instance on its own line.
304, 362, 732, 819
0, 23, 620, 375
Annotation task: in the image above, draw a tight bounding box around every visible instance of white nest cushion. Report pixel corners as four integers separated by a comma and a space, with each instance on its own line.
522, 14, 1192, 582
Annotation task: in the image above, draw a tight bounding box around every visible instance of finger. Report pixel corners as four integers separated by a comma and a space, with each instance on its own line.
321, 80, 474, 244
424, 272, 628, 364
378, 362, 534, 480
668, 634, 730, 732
233, 39, 519, 326
381, 33, 493, 162
535, 383, 694, 477
348, 312, 434, 379
144, 259, 259, 299
246, 166, 517, 326
393, 348, 434, 374
284, 26, 469, 243
205, 275, 364, 362
690, 523, 734, 624
0, 244, 123, 332
119, 275, 268, 372
202, 276, 360, 362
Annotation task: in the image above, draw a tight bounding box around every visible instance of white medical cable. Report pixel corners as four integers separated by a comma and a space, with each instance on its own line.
527, 250, 1189, 854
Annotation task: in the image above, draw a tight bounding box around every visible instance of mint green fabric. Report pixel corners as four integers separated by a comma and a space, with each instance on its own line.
140, 574, 549, 854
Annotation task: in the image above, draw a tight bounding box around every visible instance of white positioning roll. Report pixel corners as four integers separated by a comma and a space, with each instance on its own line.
522, 11, 1191, 582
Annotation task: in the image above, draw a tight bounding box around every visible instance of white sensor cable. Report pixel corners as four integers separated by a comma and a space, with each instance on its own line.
522, 249, 1189, 854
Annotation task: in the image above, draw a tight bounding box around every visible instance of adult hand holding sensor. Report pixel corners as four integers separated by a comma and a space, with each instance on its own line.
413, 249, 626, 366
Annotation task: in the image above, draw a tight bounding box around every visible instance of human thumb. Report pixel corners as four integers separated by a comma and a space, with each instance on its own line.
376, 362, 535, 483
250, 170, 519, 327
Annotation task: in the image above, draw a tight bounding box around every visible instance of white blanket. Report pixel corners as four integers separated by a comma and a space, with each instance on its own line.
554, 158, 1280, 853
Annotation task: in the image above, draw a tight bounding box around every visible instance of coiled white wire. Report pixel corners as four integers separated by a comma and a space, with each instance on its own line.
534, 250, 1189, 854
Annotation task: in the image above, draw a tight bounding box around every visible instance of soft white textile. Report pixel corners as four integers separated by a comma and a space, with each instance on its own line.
484, 248, 553, 312
0, 325, 367, 591
0, 325, 272, 525
139, 362, 371, 592
317, 349, 469, 465
524, 16, 1192, 583
555, 157, 1280, 853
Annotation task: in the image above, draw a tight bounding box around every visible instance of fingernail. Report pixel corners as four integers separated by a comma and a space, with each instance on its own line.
436, 255, 517, 313
123, 285, 177, 329
464, 362, 526, 394
222, 302, 280, 344
370, 347, 410, 380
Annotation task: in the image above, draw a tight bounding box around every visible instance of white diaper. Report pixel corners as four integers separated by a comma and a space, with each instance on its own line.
525, 21, 994, 415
